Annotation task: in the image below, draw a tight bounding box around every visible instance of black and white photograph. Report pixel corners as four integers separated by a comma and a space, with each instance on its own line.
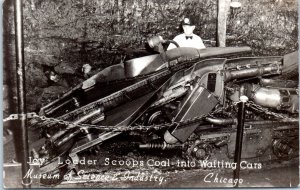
2, 0, 299, 188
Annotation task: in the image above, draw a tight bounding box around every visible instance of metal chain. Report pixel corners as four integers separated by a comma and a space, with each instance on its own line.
30, 103, 230, 133
3, 112, 38, 122
246, 100, 289, 119
36, 113, 173, 132
3, 116, 14, 123
4, 100, 289, 130
36, 115, 75, 126
225, 99, 290, 120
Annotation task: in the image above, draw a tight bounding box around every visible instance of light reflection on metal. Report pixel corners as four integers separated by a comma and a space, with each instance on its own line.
125, 54, 161, 78
230, 0, 242, 8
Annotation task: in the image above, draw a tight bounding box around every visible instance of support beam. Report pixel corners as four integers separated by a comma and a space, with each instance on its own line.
217, 0, 231, 47
233, 95, 248, 187
14, 0, 31, 188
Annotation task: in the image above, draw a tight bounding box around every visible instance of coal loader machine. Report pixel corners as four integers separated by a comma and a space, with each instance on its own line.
29, 37, 299, 186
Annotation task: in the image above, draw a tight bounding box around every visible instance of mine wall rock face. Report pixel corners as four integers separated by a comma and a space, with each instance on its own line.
3, 0, 298, 112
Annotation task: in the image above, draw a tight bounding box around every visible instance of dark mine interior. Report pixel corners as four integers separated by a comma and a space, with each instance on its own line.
2, 0, 299, 188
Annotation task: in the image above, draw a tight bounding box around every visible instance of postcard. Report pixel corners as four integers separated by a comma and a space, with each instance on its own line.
2, 0, 299, 188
